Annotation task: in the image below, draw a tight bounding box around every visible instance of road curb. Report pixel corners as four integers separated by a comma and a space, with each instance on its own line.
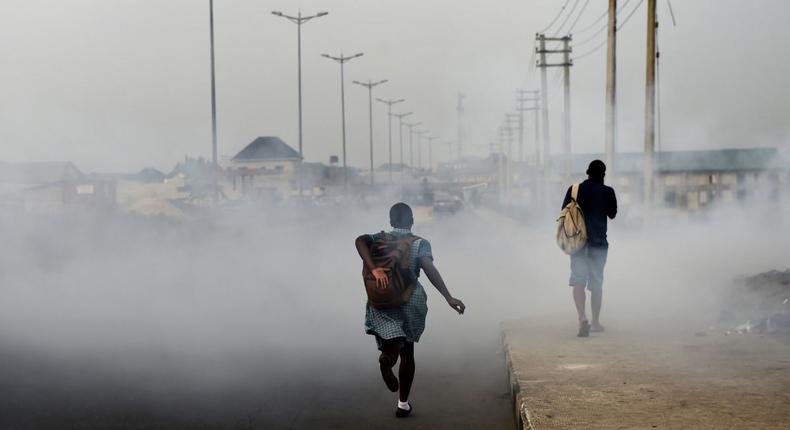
502, 329, 534, 430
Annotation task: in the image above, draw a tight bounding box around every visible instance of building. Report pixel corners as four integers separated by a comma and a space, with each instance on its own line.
554, 148, 787, 210
225, 136, 301, 200
0, 161, 116, 213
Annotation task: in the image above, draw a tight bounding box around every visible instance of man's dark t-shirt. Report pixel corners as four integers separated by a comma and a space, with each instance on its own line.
562, 179, 617, 248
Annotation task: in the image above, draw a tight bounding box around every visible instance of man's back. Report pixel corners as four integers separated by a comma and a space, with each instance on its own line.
562, 179, 617, 247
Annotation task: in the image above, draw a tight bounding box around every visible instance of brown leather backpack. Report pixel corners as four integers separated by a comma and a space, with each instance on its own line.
363, 232, 420, 309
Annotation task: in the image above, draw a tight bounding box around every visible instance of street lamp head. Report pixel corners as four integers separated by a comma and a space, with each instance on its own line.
351, 52, 364, 59
271, 11, 283, 16
321, 53, 331, 59
352, 80, 362, 85
317, 11, 329, 17
395, 98, 405, 104
377, 79, 389, 85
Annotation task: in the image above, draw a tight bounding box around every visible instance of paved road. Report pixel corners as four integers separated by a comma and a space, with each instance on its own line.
262, 333, 513, 430
0, 209, 523, 430
0, 325, 513, 430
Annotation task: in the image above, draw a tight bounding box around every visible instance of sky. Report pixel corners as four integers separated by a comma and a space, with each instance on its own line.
0, 0, 788, 173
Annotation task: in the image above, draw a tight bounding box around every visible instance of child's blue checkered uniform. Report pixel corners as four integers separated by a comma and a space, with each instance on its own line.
364, 228, 432, 346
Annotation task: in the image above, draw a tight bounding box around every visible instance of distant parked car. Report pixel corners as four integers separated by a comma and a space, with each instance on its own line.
433, 192, 463, 215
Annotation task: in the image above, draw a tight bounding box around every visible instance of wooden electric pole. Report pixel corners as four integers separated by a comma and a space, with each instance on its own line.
644, 0, 657, 213
605, 0, 618, 175
604, 0, 617, 177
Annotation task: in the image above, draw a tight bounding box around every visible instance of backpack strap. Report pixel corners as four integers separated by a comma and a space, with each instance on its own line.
571, 183, 580, 201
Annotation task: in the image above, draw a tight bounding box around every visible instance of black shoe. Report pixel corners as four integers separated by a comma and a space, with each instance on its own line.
379, 355, 399, 392
396, 405, 412, 418
577, 320, 590, 338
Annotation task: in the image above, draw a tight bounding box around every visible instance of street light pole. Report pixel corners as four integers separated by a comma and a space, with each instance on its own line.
389, 111, 412, 197
404, 121, 422, 170
322, 52, 364, 195
353, 79, 388, 186
376, 98, 405, 183
272, 9, 328, 199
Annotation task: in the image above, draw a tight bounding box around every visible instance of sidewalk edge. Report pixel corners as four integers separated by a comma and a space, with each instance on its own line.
502, 329, 534, 430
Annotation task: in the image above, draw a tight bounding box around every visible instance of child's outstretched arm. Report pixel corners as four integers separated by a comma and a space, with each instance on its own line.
420, 256, 465, 314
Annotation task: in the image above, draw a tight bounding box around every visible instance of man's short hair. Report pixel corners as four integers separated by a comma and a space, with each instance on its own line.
586, 160, 606, 179
389, 202, 413, 228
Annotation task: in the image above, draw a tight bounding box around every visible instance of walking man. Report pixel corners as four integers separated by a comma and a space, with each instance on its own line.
355, 202, 466, 417
562, 160, 617, 337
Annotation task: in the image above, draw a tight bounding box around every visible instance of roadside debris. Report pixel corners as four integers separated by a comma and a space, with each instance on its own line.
723, 270, 790, 336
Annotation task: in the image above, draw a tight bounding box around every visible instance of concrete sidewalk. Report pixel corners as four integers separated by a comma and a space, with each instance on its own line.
502, 319, 790, 429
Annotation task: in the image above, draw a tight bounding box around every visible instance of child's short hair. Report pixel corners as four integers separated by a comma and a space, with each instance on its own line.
389, 202, 413, 228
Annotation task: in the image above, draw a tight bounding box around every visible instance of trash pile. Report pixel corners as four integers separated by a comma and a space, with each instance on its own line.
720, 270, 790, 335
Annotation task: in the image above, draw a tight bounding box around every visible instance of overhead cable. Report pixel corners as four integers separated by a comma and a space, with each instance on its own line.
552, 0, 581, 37
573, 0, 645, 61
537, 0, 573, 34
565, 0, 591, 35
574, 0, 633, 46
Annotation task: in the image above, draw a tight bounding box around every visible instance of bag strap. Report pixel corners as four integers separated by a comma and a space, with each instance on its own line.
571, 183, 580, 201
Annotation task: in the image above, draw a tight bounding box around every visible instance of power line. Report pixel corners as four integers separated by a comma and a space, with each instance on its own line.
574, 8, 608, 35
537, 0, 573, 34
573, 0, 645, 61
566, 0, 591, 35
574, 0, 633, 46
666, 0, 678, 26
552, 0, 581, 37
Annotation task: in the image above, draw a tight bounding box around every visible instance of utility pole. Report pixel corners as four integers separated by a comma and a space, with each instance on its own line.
644, 0, 657, 214
376, 98, 405, 184
390, 111, 413, 197
272, 10, 329, 198
536, 34, 573, 181
456, 93, 466, 159
504, 116, 519, 204
404, 121, 422, 170
536, 34, 551, 178
322, 52, 364, 196
426, 135, 439, 172
605, 0, 617, 174
496, 128, 507, 204
516, 89, 541, 165
208, 0, 218, 205
353, 79, 388, 186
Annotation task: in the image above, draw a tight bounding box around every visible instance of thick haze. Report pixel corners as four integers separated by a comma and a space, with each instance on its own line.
1, 0, 788, 172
